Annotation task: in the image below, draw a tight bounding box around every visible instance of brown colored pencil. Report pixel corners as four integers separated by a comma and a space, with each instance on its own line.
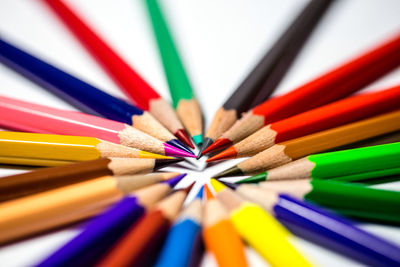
0, 158, 180, 202
197, 0, 333, 157
0, 175, 182, 244
212, 110, 400, 176
97, 186, 192, 267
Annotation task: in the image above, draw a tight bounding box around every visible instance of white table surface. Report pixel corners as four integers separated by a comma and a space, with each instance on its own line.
0, 0, 400, 266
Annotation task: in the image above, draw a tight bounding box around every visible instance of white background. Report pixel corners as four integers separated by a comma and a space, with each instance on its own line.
0, 0, 400, 266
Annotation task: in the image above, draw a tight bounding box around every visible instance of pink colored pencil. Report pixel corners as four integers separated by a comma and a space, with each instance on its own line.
0, 95, 194, 158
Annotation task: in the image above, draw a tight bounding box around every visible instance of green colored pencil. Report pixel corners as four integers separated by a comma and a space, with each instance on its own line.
145, 0, 203, 146
238, 166, 400, 184
254, 178, 400, 224
229, 142, 400, 181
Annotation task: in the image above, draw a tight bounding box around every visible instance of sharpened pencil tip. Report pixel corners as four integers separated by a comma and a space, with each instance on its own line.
175, 129, 195, 149
236, 172, 268, 184
197, 138, 214, 159
163, 173, 187, 187
202, 138, 232, 155
164, 144, 196, 158
207, 146, 238, 162
167, 139, 194, 155
212, 165, 244, 178
154, 158, 184, 170
183, 181, 196, 193
195, 185, 204, 199
210, 179, 226, 192
204, 184, 214, 200
218, 180, 238, 190
192, 134, 203, 146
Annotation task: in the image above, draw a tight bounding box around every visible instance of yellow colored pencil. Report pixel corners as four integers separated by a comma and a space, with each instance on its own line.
0, 131, 171, 165
210, 179, 311, 267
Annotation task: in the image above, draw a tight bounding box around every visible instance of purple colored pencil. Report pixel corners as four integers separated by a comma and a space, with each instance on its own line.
274, 194, 400, 267
35, 174, 186, 267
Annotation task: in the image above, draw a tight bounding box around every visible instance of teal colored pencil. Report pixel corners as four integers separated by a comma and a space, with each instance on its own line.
145, 0, 203, 145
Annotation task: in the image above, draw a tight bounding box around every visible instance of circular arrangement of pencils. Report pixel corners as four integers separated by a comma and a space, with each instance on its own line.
0, 1, 399, 266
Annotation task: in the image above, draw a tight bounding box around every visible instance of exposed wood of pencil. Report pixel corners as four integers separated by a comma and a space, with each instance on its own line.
205, 108, 238, 141
235, 184, 280, 212
203, 198, 229, 228
234, 110, 400, 173
259, 179, 312, 199
265, 157, 317, 181
176, 99, 203, 139
178, 197, 202, 224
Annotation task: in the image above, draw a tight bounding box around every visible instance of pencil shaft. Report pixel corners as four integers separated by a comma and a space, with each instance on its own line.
0, 95, 126, 144
274, 194, 400, 266
309, 142, 400, 179
155, 219, 202, 267
235, 0, 333, 111
42, 0, 159, 109
0, 158, 112, 202
0, 131, 102, 161
306, 179, 400, 223
0, 38, 142, 124
0, 177, 122, 244
145, 0, 193, 107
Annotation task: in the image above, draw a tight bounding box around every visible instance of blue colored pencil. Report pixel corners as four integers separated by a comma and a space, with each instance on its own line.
154, 186, 204, 267
36, 174, 185, 267
222, 181, 400, 266
0, 38, 191, 153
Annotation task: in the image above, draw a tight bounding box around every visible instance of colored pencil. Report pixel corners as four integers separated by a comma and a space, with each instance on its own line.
97, 185, 193, 267
209, 86, 400, 162
230, 142, 400, 179
222, 181, 400, 266
42, 0, 194, 148
203, 33, 400, 155
154, 186, 204, 267
0, 133, 182, 169
239, 165, 400, 184
0, 130, 174, 161
210, 179, 311, 267
0, 96, 194, 157
0, 38, 190, 153
145, 0, 203, 146
0, 157, 180, 201
216, 138, 400, 178
36, 175, 185, 267
0, 174, 184, 244
202, 184, 248, 267
214, 109, 400, 176
198, 0, 333, 156
257, 178, 400, 224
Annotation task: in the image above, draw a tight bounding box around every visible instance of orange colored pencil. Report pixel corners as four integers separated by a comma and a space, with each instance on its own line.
202, 185, 248, 267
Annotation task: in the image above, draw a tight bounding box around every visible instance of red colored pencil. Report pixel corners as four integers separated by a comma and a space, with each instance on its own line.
203, 33, 400, 155
42, 0, 193, 148
208, 85, 400, 162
